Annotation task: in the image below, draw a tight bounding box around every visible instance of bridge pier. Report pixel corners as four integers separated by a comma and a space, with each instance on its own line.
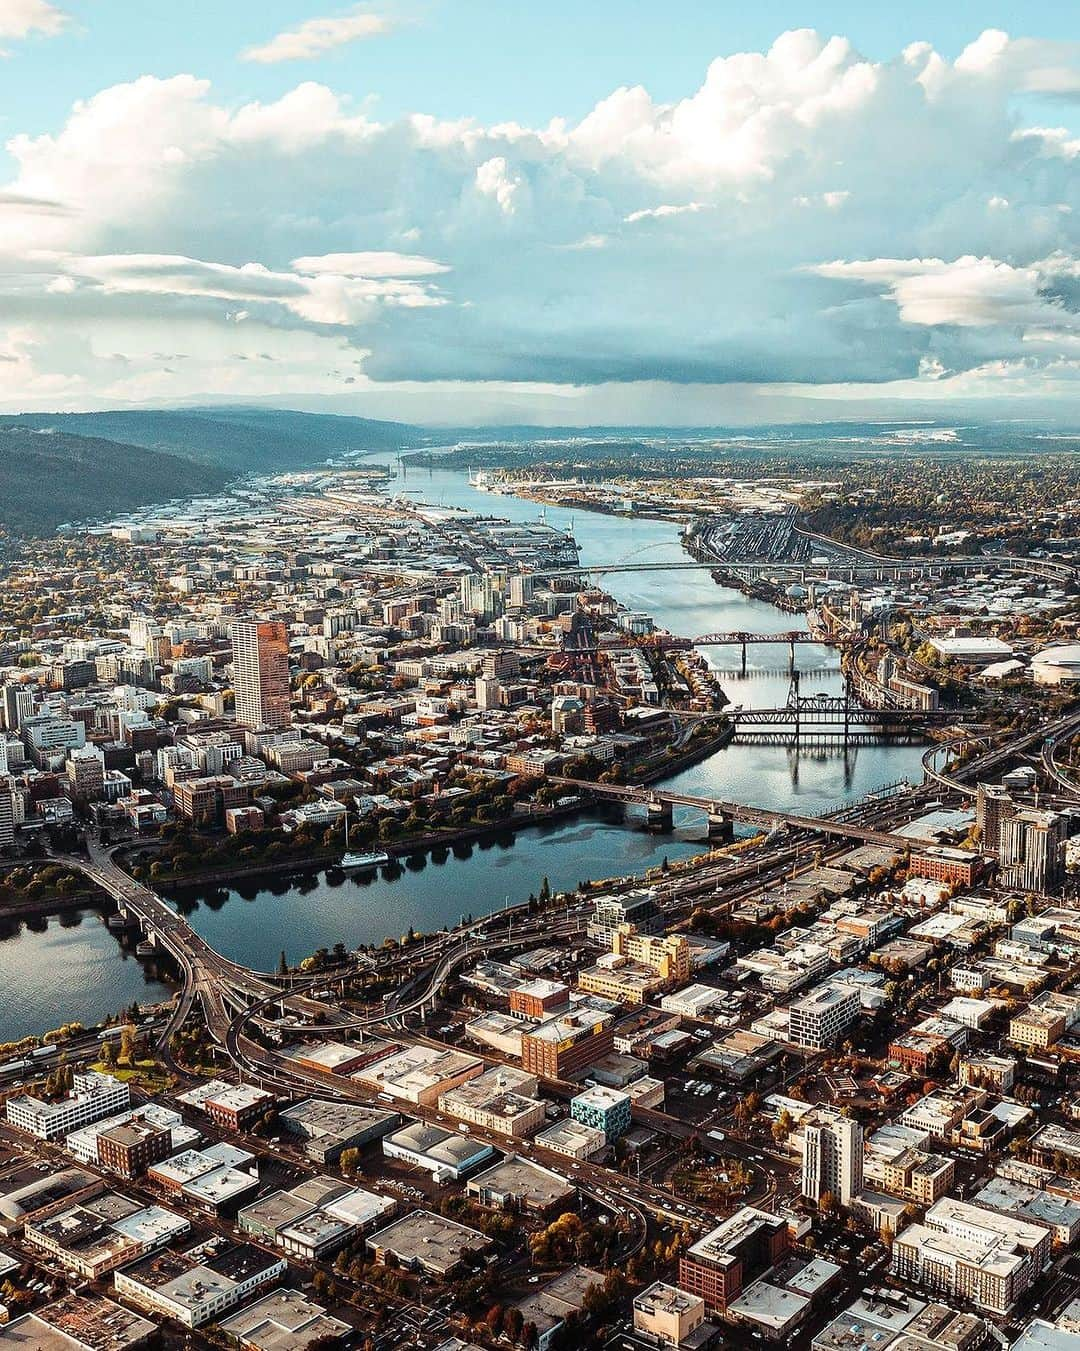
740, 641, 747, 676
645, 797, 674, 831
707, 810, 734, 842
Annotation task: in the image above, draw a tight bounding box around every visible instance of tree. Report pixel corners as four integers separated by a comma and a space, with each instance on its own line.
119, 1024, 138, 1065
277, 950, 288, 976
771, 1108, 795, 1145
819, 1190, 838, 1215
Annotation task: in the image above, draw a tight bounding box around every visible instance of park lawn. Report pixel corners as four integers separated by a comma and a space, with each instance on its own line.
90, 1058, 175, 1093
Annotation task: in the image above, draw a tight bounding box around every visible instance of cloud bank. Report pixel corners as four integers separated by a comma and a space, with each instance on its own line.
0, 28, 1078, 413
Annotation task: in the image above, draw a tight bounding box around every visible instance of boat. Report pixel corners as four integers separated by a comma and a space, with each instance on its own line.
338, 811, 389, 872
339, 850, 390, 872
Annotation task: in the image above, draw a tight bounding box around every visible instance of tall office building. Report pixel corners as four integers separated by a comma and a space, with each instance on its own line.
976, 783, 1014, 855
231, 621, 291, 731
802, 1113, 864, 1206
1000, 809, 1068, 894
508, 572, 535, 608
459, 573, 498, 621
0, 780, 15, 848
2, 683, 36, 733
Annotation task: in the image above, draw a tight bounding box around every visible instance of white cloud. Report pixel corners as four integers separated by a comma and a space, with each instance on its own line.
291, 251, 449, 278
811, 254, 1080, 333
624, 203, 706, 223
0, 0, 67, 44
474, 157, 523, 215
29, 251, 448, 326
0, 27, 1079, 411
241, 7, 392, 64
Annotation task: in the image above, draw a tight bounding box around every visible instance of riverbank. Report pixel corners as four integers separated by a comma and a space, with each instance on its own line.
0, 459, 918, 1037
0, 888, 105, 922
127, 725, 734, 894
682, 531, 810, 613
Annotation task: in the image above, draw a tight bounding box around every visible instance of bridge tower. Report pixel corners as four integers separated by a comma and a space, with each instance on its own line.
707, 810, 734, 842
787, 669, 801, 743
843, 672, 853, 747
645, 794, 674, 831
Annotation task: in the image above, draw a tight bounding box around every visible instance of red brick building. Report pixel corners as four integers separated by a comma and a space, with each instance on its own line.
678, 1208, 790, 1311
96, 1121, 173, 1178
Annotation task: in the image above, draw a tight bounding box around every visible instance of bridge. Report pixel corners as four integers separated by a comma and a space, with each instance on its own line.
691, 631, 816, 645
527, 552, 1077, 585
723, 671, 965, 745
548, 776, 918, 845
690, 629, 820, 673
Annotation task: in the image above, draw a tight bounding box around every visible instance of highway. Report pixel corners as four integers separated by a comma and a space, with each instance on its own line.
923, 710, 1080, 796
37, 708, 1080, 1264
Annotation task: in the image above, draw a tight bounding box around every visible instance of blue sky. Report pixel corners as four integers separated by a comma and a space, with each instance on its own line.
0, 1, 1078, 422
10, 1, 1080, 133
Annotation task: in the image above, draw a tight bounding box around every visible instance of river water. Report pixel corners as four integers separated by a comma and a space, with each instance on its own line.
0, 461, 925, 1036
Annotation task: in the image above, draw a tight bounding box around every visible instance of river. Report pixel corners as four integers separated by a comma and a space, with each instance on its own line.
0, 460, 926, 1036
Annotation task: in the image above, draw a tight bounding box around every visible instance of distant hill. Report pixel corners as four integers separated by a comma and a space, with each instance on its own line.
10, 407, 430, 474
0, 426, 231, 535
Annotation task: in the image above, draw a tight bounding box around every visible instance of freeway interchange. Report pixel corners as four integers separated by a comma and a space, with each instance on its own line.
41, 706, 1080, 1316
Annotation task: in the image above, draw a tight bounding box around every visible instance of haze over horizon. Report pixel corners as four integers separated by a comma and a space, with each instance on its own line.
2, 1, 1080, 425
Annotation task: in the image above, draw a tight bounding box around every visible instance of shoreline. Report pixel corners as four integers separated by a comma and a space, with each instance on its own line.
0, 888, 107, 922
146, 724, 734, 894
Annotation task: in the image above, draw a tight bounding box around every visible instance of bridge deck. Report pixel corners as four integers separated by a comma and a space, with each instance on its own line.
550, 778, 914, 848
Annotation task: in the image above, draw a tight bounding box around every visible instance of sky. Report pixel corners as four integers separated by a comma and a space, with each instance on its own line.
0, 0, 1079, 425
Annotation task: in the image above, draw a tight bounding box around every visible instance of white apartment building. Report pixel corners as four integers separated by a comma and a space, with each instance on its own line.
788, 984, 860, 1050
802, 1114, 864, 1207
890, 1222, 1032, 1315
6, 1072, 130, 1141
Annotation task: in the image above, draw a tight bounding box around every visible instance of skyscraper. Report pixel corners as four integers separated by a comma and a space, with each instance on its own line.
802, 1113, 863, 1207
231, 621, 291, 731
1000, 809, 1068, 894
2, 682, 36, 733
0, 780, 15, 848
976, 783, 1014, 855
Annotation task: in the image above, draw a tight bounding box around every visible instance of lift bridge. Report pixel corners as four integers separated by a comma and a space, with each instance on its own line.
725, 671, 955, 747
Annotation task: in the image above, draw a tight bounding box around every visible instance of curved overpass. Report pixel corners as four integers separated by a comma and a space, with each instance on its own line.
921, 711, 1080, 795
1042, 736, 1080, 799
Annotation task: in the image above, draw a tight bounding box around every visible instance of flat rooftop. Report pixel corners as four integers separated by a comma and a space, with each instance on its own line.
368, 1208, 492, 1275
218, 1290, 350, 1351
468, 1156, 575, 1209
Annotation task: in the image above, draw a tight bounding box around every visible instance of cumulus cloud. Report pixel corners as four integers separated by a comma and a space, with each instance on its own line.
241, 7, 392, 64
474, 157, 523, 215
0, 27, 1078, 410
291, 252, 449, 277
